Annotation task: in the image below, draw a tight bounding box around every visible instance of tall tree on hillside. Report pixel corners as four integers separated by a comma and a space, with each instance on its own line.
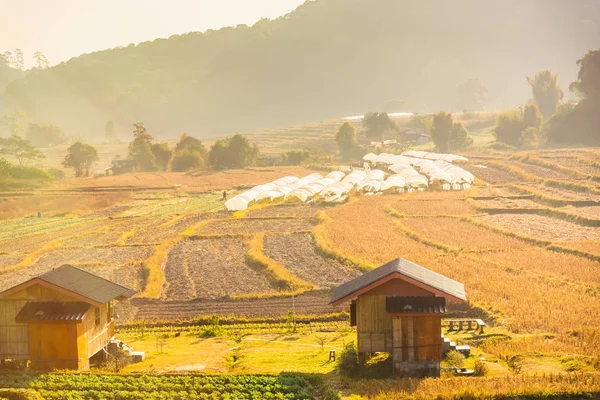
128, 122, 156, 171
527, 70, 564, 119
0, 53, 9, 68
171, 133, 208, 172
12, 49, 24, 70
62, 142, 99, 177
105, 120, 118, 143
457, 78, 487, 111
430, 112, 453, 153
335, 122, 358, 156
0, 110, 27, 137
0, 135, 45, 165
33, 51, 49, 69
363, 112, 397, 140
547, 50, 600, 145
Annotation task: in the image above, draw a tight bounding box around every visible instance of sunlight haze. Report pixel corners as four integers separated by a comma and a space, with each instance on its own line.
0, 0, 305, 67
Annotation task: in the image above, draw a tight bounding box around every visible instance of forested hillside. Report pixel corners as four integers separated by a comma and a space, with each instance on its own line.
2, 0, 599, 138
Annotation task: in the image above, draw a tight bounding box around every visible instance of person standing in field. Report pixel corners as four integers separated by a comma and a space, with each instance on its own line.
222, 191, 227, 201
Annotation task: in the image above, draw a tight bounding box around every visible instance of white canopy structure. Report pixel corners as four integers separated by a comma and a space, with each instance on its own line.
357, 169, 386, 193
380, 175, 407, 193
224, 197, 249, 211
402, 150, 469, 163
362, 153, 378, 163
342, 170, 367, 186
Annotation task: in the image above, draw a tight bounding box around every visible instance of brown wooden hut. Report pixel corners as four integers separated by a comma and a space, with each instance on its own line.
0, 265, 135, 371
330, 258, 466, 376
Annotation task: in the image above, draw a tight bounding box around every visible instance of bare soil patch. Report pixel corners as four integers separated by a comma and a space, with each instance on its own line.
545, 157, 600, 176
124, 290, 337, 321
480, 214, 600, 241
0, 254, 24, 270
462, 164, 523, 185
263, 233, 360, 288
246, 204, 325, 219
164, 238, 275, 301
196, 219, 313, 235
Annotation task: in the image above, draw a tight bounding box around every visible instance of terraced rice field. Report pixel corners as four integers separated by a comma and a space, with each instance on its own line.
196, 218, 314, 235
480, 213, 600, 241
263, 233, 360, 287
164, 238, 275, 300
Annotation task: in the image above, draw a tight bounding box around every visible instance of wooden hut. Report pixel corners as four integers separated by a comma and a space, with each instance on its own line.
330, 258, 466, 376
0, 265, 135, 371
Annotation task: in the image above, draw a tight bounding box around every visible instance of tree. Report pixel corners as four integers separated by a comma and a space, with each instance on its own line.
281, 149, 310, 165
0, 110, 27, 137
430, 112, 453, 153
209, 134, 260, 170
522, 103, 543, 129
151, 142, 172, 171
0, 158, 10, 176
171, 133, 208, 172
62, 142, 99, 177
335, 122, 358, 155
493, 104, 543, 147
105, 120, 118, 143
12, 49, 24, 70
128, 122, 156, 171
0, 135, 44, 165
457, 78, 487, 111
449, 122, 473, 151
527, 70, 564, 119
520, 127, 541, 149
33, 51, 49, 69
27, 123, 66, 147
363, 112, 397, 140
0, 53, 9, 68
175, 133, 208, 155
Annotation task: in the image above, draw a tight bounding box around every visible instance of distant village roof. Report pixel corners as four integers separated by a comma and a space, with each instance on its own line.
330, 258, 466, 305
0, 265, 135, 305
15, 301, 91, 323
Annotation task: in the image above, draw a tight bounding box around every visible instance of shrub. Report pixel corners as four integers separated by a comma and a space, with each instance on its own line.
337, 341, 359, 377
281, 149, 310, 165
474, 359, 489, 376
444, 350, 465, 369
520, 127, 541, 149
8, 165, 52, 181
493, 110, 524, 146
47, 168, 65, 180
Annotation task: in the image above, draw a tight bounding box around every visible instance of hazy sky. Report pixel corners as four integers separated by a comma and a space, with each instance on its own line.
0, 0, 305, 68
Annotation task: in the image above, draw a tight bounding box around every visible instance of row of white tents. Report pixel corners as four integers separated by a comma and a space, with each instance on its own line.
363, 151, 474, 190
225, 152, 475, 210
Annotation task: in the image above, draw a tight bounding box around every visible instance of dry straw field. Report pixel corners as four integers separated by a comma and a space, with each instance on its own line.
1, 148, 600, 374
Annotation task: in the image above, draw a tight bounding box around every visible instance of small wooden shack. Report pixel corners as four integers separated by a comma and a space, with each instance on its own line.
330, 258, 466, 376
0, 265, 135, 371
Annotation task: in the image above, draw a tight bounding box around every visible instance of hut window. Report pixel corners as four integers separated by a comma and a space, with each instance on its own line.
94, 307, 100, 326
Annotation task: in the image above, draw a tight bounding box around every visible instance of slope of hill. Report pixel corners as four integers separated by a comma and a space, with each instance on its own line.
0, 66, 25, 114
3, 0, 600, 137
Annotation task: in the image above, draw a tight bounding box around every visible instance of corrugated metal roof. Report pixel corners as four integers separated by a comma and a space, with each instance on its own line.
386, 296, 446, 314
329, 258, 466, 304
38, 265, 135, 304
15, 301, 91, 322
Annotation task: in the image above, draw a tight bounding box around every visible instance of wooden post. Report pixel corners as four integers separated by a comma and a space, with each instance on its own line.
407, 317, 414, 362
